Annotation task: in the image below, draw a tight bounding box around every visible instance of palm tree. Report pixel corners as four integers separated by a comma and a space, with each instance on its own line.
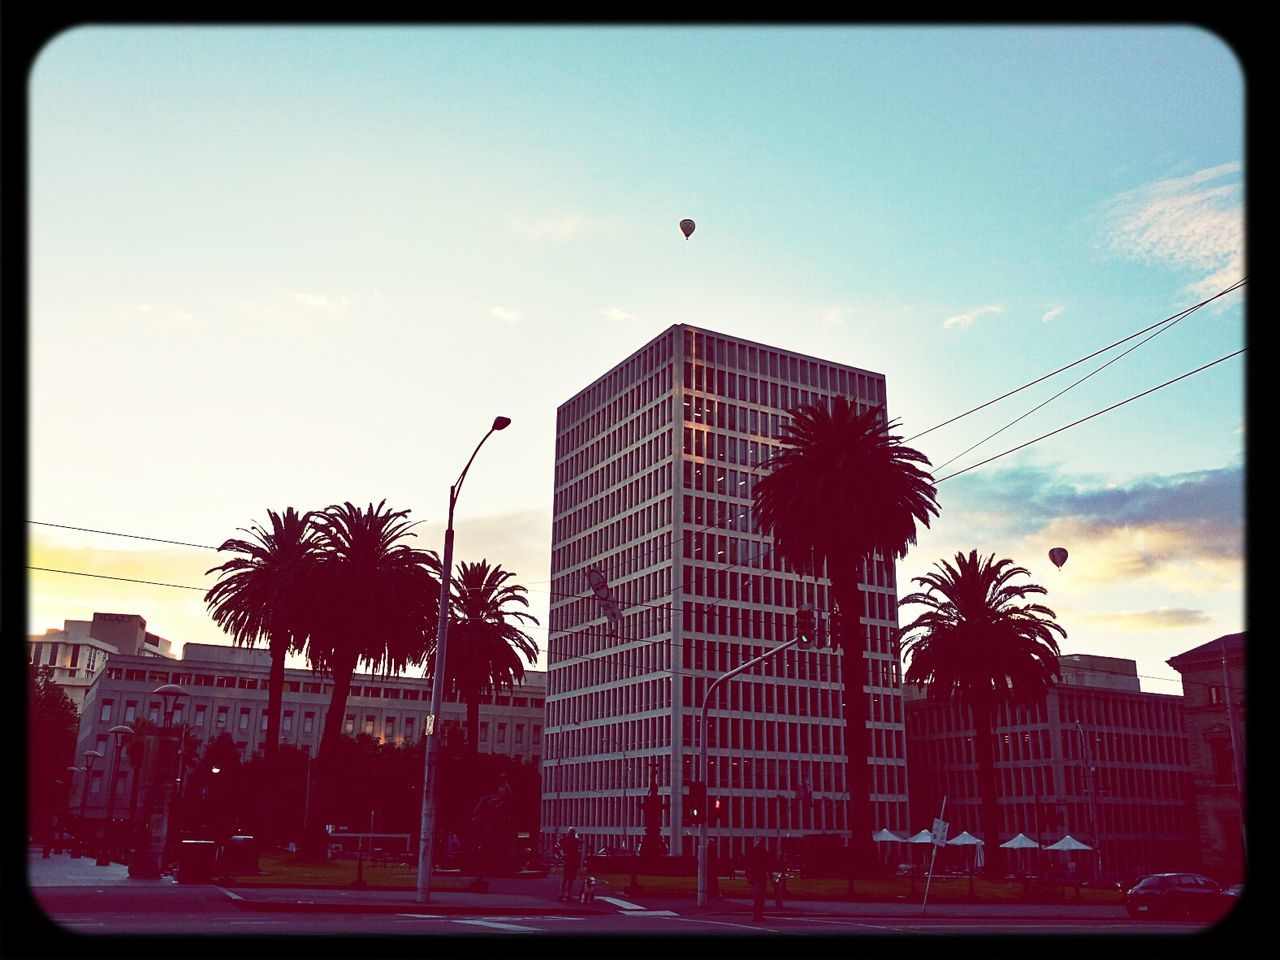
899, 550, 1066, 880
752, 397, 939, 876
427, 559, 539, 756
205, 507, 320, 761
297, 500, 438, 856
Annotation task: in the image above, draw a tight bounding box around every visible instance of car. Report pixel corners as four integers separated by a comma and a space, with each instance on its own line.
1124, 872, 1239, 921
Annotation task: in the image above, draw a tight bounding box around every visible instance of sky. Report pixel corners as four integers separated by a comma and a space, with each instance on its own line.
26, 25, 1246, 699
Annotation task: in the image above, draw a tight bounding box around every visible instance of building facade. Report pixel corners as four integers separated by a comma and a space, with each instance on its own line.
28, 612, 175, 708
544, 324, 907, 859
71, 642, 545, 825
1167, 632, 1246, 884
904, 655, 1196, 881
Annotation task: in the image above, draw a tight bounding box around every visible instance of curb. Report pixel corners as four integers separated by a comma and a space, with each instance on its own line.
217, 887, 609, 916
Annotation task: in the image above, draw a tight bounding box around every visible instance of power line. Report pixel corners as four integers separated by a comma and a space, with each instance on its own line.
935, 348, 1245, 484
906, 277, 1245, 444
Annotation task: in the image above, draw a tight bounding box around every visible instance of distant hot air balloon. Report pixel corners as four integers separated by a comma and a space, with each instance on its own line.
1049, 547, 1068, 570
679, 218, 696, 239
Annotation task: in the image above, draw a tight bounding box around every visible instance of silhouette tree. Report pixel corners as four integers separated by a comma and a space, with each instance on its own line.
899, 551, 1065, 879
298, 500, 438, 857
752, 397, 938, 876
427, 559, 539, 757
205, 507, 320, 761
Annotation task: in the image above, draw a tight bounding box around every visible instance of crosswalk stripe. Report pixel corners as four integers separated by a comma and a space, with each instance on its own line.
454, 919, 542, 932
598, 896, 645, 910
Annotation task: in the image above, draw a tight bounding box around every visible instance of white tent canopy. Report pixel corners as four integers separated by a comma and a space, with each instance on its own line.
1000, 833, 1041, 849
1044, 835, 1092, 851
945, 831, 983, 846
906, 830, 934, 844
872, 828, 903, 842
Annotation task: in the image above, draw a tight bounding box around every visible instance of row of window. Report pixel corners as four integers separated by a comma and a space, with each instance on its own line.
29, 642, 102, 673
556, 410, 674, 507
681, 326, 883, 405
554, 459, 670, 544
553, 499, 672, 578
556, 334, 675, 456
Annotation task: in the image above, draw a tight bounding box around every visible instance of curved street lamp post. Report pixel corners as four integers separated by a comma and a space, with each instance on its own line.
416, 415, 511, 904
96, 724, 134, 866
72, 752, 102, 858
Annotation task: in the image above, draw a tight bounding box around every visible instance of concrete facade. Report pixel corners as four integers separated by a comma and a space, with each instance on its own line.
1167, 632, 1246, 884
904, 657, 1196, 881
544, 324, 907, 859
28, 612, 175, 708
70, 642, 546, 824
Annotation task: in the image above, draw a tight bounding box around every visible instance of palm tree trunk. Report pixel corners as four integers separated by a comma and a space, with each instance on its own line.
971, 700, 1005, 880
831, 563, 874, 880
300, 652, 356, 861
264, 638, 287, 760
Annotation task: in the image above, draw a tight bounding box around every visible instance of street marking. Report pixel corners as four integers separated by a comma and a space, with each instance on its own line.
216, 886, 243, 900
454, 919, 543, 932
620, 910, 679, 917
599, 896, 645, 910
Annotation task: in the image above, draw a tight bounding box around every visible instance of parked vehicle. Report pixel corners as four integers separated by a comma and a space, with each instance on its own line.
1124, 873, 1239, 921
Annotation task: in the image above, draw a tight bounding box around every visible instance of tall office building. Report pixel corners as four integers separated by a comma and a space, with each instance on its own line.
543, 325, 907, 859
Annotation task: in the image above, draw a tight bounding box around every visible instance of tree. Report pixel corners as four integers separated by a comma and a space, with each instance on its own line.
298, 500, 438, 857
428, 559, 539, 757
899, 550, 1065, 879
751, 397, 938, 876
27, 664, 80, 841
205, 507, 320, 762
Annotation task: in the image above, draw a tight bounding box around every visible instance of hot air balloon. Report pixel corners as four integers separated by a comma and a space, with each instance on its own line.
1049, 547, 1068, 570
679, 218, 696, 239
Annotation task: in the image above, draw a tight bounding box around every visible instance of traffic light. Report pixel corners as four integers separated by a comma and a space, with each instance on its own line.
827, 606, 843, 649
686, 780, 706, 825
796, 605, 816, 648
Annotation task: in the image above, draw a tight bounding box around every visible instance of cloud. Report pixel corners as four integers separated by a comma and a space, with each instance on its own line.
597, 306, 638, 323
1101, 162, 1244, 297
938, 463, 1244, 591
293, 292, 350, 310
820, 307, 848, 329
943, 305, 1004, 329
1077, 608, 1213, 631
489, 306, 522, 324
1041, 305, 1066, 324
508, 214, 586, 242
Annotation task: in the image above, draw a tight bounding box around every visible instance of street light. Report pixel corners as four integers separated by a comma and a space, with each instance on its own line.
130, 685, 187, 878
416, 415, 511, 904
96, 724, 134, 866
76, 750, 103, 858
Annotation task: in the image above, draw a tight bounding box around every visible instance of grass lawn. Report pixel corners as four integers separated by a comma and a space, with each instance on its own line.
587, 872, 1121, 904
234, 854, 1120, 905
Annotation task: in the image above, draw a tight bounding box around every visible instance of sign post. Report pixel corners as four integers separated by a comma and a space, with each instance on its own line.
921, 797, 948, 915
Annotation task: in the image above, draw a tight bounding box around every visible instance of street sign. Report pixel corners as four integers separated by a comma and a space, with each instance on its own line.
424, 715, 436, 736
930, 818, 949, 846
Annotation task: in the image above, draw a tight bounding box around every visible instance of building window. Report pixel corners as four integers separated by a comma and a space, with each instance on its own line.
497, 724, 507, 745
480, 723, 490, 742
1209, 737, 1234, 785
194, 705, 207, 728
149, 703, 161, 724
283, 711, 294, 733
238, 708, 251, 731
304, 712, 315, 734
404, 717, 416, 741
344, 715, 355, 735
260, 715, 268, 731
364, 716, 375, 736
124, 701, 138, 723
515, 725, 525, 746
90, 771, 104, 796
1208, 685, 1223, 705
47, 643, 59, 666
385, 717, 396, 740
216, 706, 228, 728
99, 699, 114, 724
86, 649, 98, 672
